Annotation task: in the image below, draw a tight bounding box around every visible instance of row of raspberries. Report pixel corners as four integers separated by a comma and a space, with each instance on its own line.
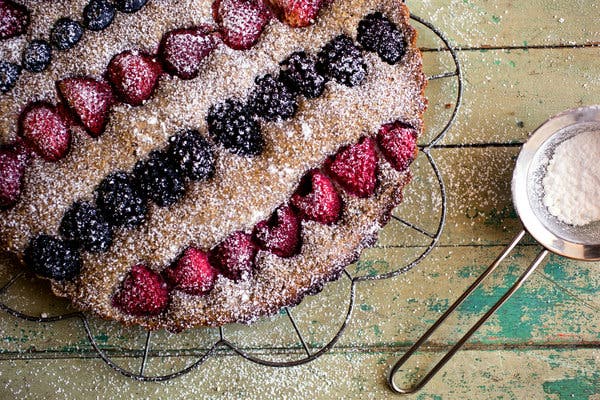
0, 0, 331, 93
0, 0, 339, 209
112, 122, 418, 317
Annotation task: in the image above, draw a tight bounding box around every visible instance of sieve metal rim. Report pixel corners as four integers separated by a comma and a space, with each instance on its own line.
511, 105, 600, 261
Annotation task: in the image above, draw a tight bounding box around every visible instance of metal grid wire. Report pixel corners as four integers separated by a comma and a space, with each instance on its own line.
0, 13, 462, 382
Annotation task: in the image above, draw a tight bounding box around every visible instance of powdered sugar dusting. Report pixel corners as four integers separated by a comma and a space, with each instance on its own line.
0, 0, 426, 330
542, 130, 600, 226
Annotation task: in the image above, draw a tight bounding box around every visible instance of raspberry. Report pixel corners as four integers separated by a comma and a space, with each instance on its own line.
357, 12, 405, 65
22, 40, 52, 73
317, 34, 366, 87
50, 18, 84, 50
59, 201, 113, 253
167, 130, 215, 181
24, 235, 82, 281
377, 121, 417, 171
159, 26, 220, 80
213, 0, 271, 50
0, 145, 26, 208
253, 204, 301, 257
0, 0, 30, 40
19, 102, 71, 162
210, 231, 258, 281
280, 51, 327, 99
113, 264, 169, 316
164, 247, 218, 295
107, 50, 162, 106
56, 76, 115, 137
96, 171, 147, 228
265, 0, 324, 28
0, 60, 20, 93
291, 169, 341, 224
133, 150, 186, 207
207, 99, 264, 156
326, 137, 378, 197
248, 74, 298, 121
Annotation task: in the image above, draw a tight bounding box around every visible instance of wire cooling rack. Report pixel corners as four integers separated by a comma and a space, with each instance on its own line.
0, 13, 462, 382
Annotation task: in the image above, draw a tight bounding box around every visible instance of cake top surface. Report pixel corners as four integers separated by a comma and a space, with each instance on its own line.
0, 0, 427, 331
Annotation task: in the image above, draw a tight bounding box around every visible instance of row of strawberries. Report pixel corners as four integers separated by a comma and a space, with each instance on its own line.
113, 121, 418, 317
0, 0, 333, 209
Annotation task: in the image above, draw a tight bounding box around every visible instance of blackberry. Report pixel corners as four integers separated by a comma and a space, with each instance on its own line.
280, 51, 327, 99
96, 171, 147, 227
0, 61, 20, 93
83, 0, 116, 31
248, 74, 298, 121
60, 201, 113, 253
357, 12, 405, 65
114, 0, 148, 13
50, 18, 84, 50
168, 130, 215, 181
24, 235, 82, 280
22, 39, 52, 73
133, 150, 186, 207
207, 99, 264, 156
317, 35, 366, 87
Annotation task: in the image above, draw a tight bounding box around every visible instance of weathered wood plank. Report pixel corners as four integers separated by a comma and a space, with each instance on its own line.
1, 348, 598, 399
1, 0, 599, 397
2, 245, 598, 355
423, 48, 600, 146
408, 0, 600, 48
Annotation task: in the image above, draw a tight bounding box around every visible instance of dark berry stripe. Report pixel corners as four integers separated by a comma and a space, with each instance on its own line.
21, 13, 409, 287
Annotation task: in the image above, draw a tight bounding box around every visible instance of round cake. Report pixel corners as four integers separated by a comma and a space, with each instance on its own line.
0, 0, 426, 331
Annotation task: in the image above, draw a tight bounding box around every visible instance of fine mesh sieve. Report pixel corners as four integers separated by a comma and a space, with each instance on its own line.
513, 107, 600, 260
388, 105, 600, 394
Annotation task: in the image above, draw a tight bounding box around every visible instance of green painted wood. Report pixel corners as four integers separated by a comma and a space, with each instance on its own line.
0, 349, 598, 399
1, 0, 599, 398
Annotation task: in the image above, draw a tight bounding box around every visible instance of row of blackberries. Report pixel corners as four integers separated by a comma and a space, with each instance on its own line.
24, 129, 215, 281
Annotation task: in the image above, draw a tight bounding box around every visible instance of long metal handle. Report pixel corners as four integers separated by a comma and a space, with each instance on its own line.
388, 230, 549, 394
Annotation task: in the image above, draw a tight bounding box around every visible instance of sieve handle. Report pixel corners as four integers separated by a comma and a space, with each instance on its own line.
388, 230, 549, 394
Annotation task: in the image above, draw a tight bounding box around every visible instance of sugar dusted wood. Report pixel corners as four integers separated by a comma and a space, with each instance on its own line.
1, 0, 599, 398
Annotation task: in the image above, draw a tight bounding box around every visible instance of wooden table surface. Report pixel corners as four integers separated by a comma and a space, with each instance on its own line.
1, 1, 599, 398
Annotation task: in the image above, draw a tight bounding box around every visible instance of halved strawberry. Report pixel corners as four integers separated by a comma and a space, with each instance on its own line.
107, 50, 162, 106
326, 137, 378, 198
57, 77, 115, 137
265, 0, 324, 28
377, 121, 418, 172
0, 144, 26, 208
159, 26, 220, 80
0, 0, 30, 40
19, 102, 71, 162
213, 0, 271, 50
210, 231, 258, 282
164, 247, 218, 296
113, 264, 169, 316
253, 204, 301, 257
291, 169, 341, 224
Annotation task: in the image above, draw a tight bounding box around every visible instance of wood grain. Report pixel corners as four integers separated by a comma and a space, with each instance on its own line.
1, 0, 599, 398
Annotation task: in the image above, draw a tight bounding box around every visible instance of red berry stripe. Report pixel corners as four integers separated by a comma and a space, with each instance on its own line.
113, 122, 418, 317
0, 0, 30, 40
2, 0, 334, 210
